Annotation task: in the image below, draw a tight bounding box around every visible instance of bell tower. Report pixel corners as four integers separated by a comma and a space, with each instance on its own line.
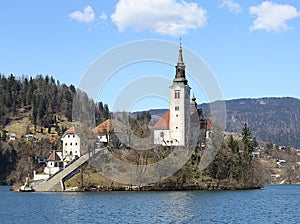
169, 40, 191, 146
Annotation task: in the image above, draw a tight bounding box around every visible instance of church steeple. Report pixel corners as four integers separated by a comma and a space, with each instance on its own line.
190, 93, 197, 114
177, 38, 184, 65
174, 38, 187, 85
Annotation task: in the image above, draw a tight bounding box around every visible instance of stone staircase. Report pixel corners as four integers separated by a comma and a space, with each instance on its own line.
34, 148, 103, 192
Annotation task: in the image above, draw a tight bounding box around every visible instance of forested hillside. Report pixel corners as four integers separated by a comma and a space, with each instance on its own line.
0, 74, 110, 130
199, 97, 300, 147
0, 74, 110, 184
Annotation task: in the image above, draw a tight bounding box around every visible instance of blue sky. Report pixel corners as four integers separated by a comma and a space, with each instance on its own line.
1, 0, 300, 111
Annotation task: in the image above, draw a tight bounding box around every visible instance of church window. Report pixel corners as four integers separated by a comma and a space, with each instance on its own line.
175, 106, 179, 111
65, 143, 67, 146
75, 143, 77, 145
176, 127, 178, 129
70, 143, 72, 146
73, 134, 75, 138
175, 91, 180, 99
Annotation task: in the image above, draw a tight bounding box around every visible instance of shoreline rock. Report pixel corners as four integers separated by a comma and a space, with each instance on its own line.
66, 181, 264, 192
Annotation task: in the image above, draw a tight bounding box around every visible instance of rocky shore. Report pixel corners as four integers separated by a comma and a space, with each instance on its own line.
66, 180, 263, 192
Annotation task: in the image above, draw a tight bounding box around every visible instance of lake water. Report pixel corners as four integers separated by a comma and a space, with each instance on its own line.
0, 185, 299, 224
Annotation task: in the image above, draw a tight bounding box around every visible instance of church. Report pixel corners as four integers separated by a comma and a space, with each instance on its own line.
153, 42, 208, 147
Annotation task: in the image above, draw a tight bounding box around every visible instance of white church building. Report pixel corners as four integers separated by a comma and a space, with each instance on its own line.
153, 42, 208, 147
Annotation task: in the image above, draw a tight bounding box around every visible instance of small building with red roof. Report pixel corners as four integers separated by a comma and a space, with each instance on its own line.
33, 150, 64, 180
92, 119, 113, 143
92, 119, 124, 144
44, 151, 63, 175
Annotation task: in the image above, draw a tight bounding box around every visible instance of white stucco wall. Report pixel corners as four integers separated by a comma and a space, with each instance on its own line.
98, 134, 109, 143
44, 166, 61, 175
169, 84, 190, 146
62, 133, 81, 160
33, 173, 50, 181
154, 129, 170, 146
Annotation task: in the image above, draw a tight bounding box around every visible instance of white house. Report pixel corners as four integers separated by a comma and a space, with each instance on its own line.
33, 151, 63, 180
43, 151, 63, 175
61, 126, 81, 161
92, 119, 113, 143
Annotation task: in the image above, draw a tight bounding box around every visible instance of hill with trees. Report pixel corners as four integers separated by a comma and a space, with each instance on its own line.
198, 97, 300, 147
0, 74, 110, 132
0, 74, 110, 184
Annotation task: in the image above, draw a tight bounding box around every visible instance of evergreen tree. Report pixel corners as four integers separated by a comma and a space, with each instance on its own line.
228, 134, 239, 154
242, 123, 254, 161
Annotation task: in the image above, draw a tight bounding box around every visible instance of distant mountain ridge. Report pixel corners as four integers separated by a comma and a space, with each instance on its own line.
148, 97, 300, 147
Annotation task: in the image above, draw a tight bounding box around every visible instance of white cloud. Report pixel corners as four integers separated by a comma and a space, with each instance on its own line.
100, 12, 107, 21
69, 5, 95, 23
219, 0, 242, 14
249, 1, 300, 32
111, 0, 207, 36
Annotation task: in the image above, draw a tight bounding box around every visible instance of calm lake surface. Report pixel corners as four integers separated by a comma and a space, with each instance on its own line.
0, 185, 299, 224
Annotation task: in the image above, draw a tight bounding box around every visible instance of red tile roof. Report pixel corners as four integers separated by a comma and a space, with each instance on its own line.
62, 126, 76, 138
65, 126, 75, 134
92, 119, 128, 134
47, 151, 61, 161
92, 119, 113, 133
207, 119, 212, 131
49, 137, 57, 143
153, 110, 170, 129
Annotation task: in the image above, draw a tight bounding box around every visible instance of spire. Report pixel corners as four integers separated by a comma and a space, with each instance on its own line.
174, 38, 187, 85
192, 93, 196, 102
190, 93, 197, 114
177, 37, 184, 65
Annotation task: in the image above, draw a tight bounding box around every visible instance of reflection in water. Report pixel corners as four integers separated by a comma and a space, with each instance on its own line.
57, 193, 85, 222
160, 192, 195, 223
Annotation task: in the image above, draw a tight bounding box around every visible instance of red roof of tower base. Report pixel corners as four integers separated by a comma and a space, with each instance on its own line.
153, 110, 170, 130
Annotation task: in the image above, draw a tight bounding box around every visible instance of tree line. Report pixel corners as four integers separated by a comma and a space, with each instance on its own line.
0, 74, 110, 130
